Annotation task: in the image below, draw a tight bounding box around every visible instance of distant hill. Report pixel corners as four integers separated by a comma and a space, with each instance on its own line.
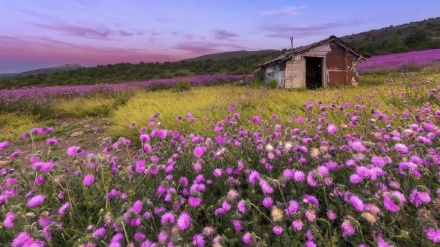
0, 52, 280, 89
0, 63, 84, 81
341, 17, 440, 55
184, 50, 278, 61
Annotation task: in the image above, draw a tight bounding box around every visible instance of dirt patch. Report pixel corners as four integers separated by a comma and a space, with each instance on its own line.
0, 117, 138, 168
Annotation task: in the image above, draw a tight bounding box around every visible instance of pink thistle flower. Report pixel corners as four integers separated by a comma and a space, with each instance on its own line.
242, 232, 252, 244
27, 194, 45, 207
3, 211, 15, 228
157, 231, 168, 243
377, 236, 393, 247
303, 194, 319, 207
188, 197, 202, 207
135, 160, 145, 174
349, 195, 365, 212
292, 219, 304, 231
160, 212, 175, 225
282, 169, 294, 180
394, 143, 408, 153
262, 197, 273, 208
237, 200, 246, 213
233, 219, 243, 231
425, 228, 440, 243
0, 140, 10, 151
194, 146, 207, 157
349, 141, 367, 152
10, 150, 20, 158
273, 226, 284, 235
285, 200, 299, 216
327, 209, 337, 221
327, 124, 337, 134
213, 168, 222, 178
383, 193, 404, 213
222, 200, 232, 211
39, 215, 51, 227
349, 173, 364, 184
293, 170, 305, 182
83, 174, 95, 186
410, 188, 431, 207
12, 232, 32, 247
305, 209, 316, 222
259, 180, 274, 194
177, 212, 191, 231
252, 115, 260, 123
58, 202, 70, 215
341, 219, 356, 237
248, 170, 260, 184
192, 234, 205, 247
93, 227, 106, 238
66, 146, 83, 156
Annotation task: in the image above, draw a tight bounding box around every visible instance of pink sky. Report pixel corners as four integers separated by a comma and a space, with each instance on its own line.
0, 0, 438, 73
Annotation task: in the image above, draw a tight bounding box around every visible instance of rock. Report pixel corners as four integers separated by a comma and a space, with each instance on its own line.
70, 131, 84, 137
0, 160, 8, 168
84, 124, 91, 128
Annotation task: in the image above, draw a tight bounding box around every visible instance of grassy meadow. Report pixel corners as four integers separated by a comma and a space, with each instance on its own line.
1, 68, 440, 246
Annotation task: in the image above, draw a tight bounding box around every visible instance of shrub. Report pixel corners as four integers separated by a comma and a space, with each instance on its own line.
172, 80, 192, 92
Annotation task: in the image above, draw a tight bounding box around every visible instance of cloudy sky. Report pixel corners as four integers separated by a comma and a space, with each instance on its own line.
0, 0, 438, 73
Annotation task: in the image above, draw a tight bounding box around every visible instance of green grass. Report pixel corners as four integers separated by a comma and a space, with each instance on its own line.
0, 113, 40, 141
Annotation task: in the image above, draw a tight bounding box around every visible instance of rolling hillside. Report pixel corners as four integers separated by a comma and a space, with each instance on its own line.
0, 63, 83, 81
1, 17, 439, 89
341, 17, 440, 55
184, 50, 278, 61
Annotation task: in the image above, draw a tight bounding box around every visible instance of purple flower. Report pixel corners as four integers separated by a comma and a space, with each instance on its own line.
233, 219, 243, 231
46, 138, 58, 145
252, 115, 260, 123
11, 232, 32, 247
0, 140, 10, 151
135, 160, 145, 174
292, 219, 304, 231
273, 226, 284, 235
242, 232, 252, 244
194, 146, 207, 157
27, 194, 45, 207
188, 197, 202, 207
160, 212, 175, 225
341, 219, 356, 237
383, 191, 406, 212
349, 195, 365, 212
262, 197, 273, 208
3, 211, 15, 228
410, 188, 431, 207
93, 227, 106, 238
177, 212, 191, 230
83, 174, 95, 186
285, 200, 299, 215
394, 143, 408, 153
425, 228, 440, 243
58, 202, 70, 215
237, 200, 246, 213
192, 234, 205, 247
327, 124, 337, 134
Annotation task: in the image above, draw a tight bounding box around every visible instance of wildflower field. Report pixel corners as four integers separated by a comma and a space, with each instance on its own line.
1, 58, 440, 246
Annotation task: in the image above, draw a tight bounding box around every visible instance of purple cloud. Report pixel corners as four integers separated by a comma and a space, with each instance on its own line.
31, 22, 112, 39
262, 20, 363, 38
261, 6, 305, 16
174, 41, 244, 54
30, 22, 146, 39
214, 30, 238, 40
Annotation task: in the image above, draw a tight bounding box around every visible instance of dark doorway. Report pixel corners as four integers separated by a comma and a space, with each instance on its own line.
305, 57, 323, 89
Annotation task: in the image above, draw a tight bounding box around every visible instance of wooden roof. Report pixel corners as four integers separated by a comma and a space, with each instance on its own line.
257, 35, 368, 68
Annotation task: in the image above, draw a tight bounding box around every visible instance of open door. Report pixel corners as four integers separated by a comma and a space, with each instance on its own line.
305, 57, 323, 89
